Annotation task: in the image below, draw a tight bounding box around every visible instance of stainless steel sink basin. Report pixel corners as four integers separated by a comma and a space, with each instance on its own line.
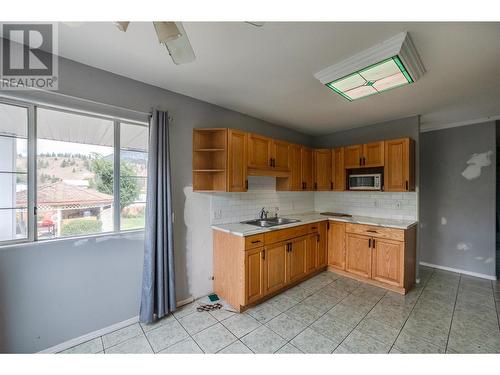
242, 217, 300, 227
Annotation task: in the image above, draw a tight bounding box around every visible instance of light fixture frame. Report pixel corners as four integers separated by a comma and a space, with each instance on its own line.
314, 32, 425, 100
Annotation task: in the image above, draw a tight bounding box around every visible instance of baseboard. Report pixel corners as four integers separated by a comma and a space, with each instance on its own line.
38, 296, 195, 354
419, 261, 497, 281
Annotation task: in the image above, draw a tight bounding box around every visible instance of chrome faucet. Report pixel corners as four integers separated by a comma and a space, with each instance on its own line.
259, 207, 269, 220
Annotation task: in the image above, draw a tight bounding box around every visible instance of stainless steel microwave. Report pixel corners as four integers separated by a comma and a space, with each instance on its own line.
348, 173, 382, 191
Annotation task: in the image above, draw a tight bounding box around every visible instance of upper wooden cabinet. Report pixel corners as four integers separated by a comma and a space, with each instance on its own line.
344, 144, 363, 169
363, 141, 385, 167
227, 129, 247, 192
247, 133, 273, 170
314, 149, 332, 191
301, 147, 314, 191
344, 142, 384, 168
194, 128, 414, 193
385, 138, 415, 192
332, 147, 345, 191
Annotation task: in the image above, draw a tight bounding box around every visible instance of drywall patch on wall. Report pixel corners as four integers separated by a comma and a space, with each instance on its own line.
441, 217, 447, 225
183, 186, 213, 300
462, 150, 493, 180
456, 242, 471, 251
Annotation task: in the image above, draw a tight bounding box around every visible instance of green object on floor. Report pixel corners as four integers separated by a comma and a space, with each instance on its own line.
208, 293, 219, 302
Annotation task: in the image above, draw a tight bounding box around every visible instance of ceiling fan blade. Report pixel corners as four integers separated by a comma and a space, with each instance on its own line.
153, 22, 182, 44
245, 22, 265, 27
114, 22, 130, 32
163, 22, 195, 65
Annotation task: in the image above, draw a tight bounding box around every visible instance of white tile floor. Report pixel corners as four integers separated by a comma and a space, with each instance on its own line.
60, 266, 500, 354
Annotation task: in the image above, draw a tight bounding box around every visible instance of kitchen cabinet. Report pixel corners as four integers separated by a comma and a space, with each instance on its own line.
192, 128, 228, 191
305, 234, 318, 274
344, 142, 384, 168
334, 223, 416, 294
227, 129, 248, 192
287, 237, 307, 283
363, 141, 385, 167
247, 133, 273, 170
371, 237, 403, 287
314, 149, 332, 191
263, 242, 288, 295
344, 144, 363, 168
272, 140, 290, 171
316, 222, 328, 268
385, 138, 415, 192
332, 147, 345, 191
213, 222, 328, 311
327, 221, 346, 270
245, 246, 265, 304
301, 147, 314, 191
345, 233, 372, 278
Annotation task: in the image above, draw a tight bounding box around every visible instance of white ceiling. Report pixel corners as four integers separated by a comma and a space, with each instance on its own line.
56, 22, 500, 135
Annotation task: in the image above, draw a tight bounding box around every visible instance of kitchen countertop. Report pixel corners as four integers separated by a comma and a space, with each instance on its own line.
211, 212, 417, 237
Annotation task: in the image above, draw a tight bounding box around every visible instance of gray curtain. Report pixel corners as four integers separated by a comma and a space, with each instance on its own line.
140, 109, 176, 323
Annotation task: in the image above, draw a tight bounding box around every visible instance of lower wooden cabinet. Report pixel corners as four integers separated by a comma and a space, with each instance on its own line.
263, 242, 287, 295
213, 223, 328, 311
327, 221, 346, 270
345, 233, 372, 278
328, 222, 416, 294
245, 247, 265, 304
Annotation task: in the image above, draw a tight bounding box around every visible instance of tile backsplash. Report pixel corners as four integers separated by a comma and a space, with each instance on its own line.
209, 176, 418, 225
210, 176, 314, 224
315, 191, 417, 220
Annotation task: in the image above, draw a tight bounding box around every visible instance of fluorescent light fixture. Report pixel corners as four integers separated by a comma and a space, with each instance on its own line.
314, 32, 425, 101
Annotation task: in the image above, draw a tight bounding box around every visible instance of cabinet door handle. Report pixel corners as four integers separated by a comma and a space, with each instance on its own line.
269, 158, 273, 167
363, 157, 366, 166
304, 182, 307, 189
359, 157, 362, 166
317, 234, 320, 243
314, 182, 317, 190
245, 180, 248, 190
372, 239, 376, 248
311, 226, 317, 230
251, 240, 261, 244
262, 249, 265, 260
366, 229, 378, 233
330, 181, 333, 190
406, 180, 409, 190
368, 238, 372, 248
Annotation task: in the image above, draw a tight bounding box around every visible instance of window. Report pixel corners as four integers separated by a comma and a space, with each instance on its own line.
0, 102, 29, 242
0, 99, 149, 245
120, 123, 148, 230
37, 108, 115, 239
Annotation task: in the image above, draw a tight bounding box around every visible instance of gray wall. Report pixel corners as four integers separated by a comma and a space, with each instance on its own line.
0, 57, 312, 353
420, 121, 496, 277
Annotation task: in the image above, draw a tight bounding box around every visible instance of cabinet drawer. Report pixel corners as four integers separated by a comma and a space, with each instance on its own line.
264, 225, 309, 245
308, 222, 322, 233
245, 234, 265, 249
345, 223, 404, 242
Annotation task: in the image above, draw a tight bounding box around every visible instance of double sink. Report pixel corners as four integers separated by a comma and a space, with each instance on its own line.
242, 217, 301, 228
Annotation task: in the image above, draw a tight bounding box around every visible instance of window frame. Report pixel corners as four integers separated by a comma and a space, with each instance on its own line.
0, 97, 150, 246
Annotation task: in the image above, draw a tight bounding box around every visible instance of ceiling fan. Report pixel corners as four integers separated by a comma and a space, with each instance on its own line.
114, 21, 265, 65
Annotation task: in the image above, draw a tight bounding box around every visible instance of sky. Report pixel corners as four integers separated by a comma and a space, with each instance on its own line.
17, 138, 113, 157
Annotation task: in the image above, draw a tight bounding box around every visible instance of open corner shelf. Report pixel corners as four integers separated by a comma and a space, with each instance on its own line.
193, 128, 228, 191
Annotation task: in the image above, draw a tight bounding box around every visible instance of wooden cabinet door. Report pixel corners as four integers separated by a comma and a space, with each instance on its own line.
345, 233, 372, 278
245, 247, 265, 304
272, 140, 290, 171
287, 238, 306, 283
385, 138, 414, 192
363, 141, 384, 167
247, 133, 272, 170
327, 221, 346, 270
301, 147, 314, 191
263, 243, 287, 295
289, 144, 302, 190
317, 222, 328, 268
371, 238, 403, 287
344, 145, 363, 168
332, 147, 345, 191
227, 129, 247, 192
305, 234, 318, 274
314, 149, 332, 191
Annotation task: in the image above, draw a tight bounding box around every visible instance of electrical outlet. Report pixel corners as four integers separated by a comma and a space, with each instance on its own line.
395, 201, 402, 209
213, 209, 222, 219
